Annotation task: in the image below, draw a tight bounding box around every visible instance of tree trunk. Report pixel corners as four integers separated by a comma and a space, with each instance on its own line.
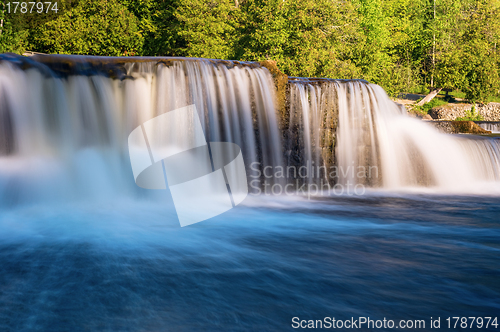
1, 2, 4, 36
416, 88, 442, 106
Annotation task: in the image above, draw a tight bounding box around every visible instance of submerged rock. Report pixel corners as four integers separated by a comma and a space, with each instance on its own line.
451, 121, 492, 134
429, 121, 492, 134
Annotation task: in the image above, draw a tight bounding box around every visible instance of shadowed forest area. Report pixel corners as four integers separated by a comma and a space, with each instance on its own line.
1, 0, 499, 100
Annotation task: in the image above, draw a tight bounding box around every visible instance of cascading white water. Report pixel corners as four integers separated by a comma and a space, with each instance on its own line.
153, 60, 282, 172
477, 122, 500, 133
286, 78, 337, 185
0, 55, 283, 205
290, 79, 500, 193
2, 54, 500, 202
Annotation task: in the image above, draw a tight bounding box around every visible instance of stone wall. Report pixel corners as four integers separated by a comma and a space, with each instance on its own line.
429, 103, 500, 121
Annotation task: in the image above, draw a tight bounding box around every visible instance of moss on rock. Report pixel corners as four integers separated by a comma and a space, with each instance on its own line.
451, 121, 492, 134
259, 60, 288, 118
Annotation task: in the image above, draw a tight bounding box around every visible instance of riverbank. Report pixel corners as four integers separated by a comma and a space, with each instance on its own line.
395, 93, 500, 121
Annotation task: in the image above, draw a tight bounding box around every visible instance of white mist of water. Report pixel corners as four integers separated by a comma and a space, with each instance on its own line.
290, 80, 500, 193
287, 79, 338, 185
0, 56, 283, 206
2, 54, 500, 206
477, 122, 500, 133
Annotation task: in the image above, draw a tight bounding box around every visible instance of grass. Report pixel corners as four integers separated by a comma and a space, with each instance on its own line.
437, 90, 500, 103
412, 97, 449, 115
438, 90, 466, 99
486, 95, 500, 103
401, 88, 500, 117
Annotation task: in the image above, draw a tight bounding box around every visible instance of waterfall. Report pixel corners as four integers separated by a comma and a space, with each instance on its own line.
286, 78, 338, 185
289, 79, 500, 192
476, 122, 500, 133
0, 54, 283, 205
1, 54, 500, 203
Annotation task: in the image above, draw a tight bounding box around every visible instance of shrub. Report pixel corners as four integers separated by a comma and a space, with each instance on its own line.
455, 105, 484, 121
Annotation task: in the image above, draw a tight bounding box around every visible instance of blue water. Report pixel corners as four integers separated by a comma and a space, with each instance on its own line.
0, 194, 499, 331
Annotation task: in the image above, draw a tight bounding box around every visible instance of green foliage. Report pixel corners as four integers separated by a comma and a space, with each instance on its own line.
486, 95, 500, 103
175, 0, 240, 59
29, 0, 143, 56
0, 16, 28, 54
238, 0, 363, 79
121, 0, 169, 55
1, 0, 499, 101
0, 1, 28, 54
412, 96, 448, 114
433, 0, 500, 101
455, 105, 484, 121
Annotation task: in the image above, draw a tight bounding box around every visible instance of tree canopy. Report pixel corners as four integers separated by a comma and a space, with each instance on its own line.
1, 0, 499, 100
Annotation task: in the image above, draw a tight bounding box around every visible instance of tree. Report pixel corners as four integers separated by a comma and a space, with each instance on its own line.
2, 0, 499, 100
433, 0, 500, 101
458, 0, 500, 101
122, 0, 185, 56
30, 0, 143, 56
239, 0, 362, 79
380, 0, 429, 93
0, 1, 28, 54
175, 0, 241, 59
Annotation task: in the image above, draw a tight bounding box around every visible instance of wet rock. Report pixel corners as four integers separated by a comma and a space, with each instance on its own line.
259, 60, 288, 117
428, 121, 492, 134
451, 121, 492, 134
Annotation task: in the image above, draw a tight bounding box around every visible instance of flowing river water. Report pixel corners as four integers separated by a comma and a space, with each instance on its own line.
0, 54, 499, 331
